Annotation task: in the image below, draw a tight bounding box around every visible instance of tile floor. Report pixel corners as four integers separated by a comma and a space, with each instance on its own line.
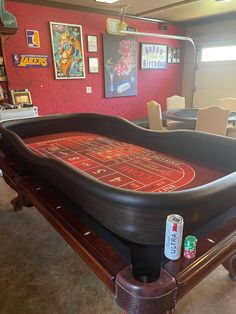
0, 177, 235, 314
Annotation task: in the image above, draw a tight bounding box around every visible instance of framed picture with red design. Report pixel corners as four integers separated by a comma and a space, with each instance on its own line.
103, 34, 138, 98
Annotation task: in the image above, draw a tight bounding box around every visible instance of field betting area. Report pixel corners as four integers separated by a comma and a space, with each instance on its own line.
25, 132, 224, 192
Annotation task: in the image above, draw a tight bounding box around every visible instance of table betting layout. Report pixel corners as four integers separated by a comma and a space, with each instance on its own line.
24, 132, 225, 192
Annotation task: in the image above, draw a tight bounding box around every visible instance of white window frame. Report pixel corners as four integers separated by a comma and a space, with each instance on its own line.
201, 45, 236, 62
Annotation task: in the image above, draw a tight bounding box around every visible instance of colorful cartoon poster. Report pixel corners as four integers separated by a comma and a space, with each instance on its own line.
50, 22, 85, 79
103, 34, 138, 98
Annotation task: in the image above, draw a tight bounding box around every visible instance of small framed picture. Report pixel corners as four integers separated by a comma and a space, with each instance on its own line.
26, 29, 40, 48
87, 35, 98, 52
141, 43, 167, 70
10, 90, 32, 105
88, 57, 99, 73
106, 18, 120, 35
168, 47, 181, 64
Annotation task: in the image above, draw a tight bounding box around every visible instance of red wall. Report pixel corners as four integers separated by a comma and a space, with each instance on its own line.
5, 1, 184, 120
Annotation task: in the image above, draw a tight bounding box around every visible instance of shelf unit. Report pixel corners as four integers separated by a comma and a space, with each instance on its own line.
0, 20, 17, 102
0, 20, 18, 176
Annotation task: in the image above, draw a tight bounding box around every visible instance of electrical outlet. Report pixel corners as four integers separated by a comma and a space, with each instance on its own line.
86, 86, 92, 93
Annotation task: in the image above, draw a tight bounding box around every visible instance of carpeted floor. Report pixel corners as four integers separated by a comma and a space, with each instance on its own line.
0, 177, 236, 314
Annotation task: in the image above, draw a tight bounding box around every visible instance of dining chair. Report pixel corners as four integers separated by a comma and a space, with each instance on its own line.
218, 98, 236, 127
147, 100, 167, 131
218, 97, 236, 112
166, 95, 185, 110
166, 95, 193, 130
195, 106, 230, 136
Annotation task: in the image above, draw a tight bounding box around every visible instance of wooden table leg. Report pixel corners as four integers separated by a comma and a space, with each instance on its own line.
11, 195, 24, 211
11, 193, 33, 211
222, 252, 236, 281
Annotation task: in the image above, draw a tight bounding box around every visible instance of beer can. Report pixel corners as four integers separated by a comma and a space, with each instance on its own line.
164, 214, 184, 260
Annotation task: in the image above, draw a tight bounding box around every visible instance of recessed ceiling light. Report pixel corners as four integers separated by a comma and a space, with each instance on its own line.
96, 0, 120, 3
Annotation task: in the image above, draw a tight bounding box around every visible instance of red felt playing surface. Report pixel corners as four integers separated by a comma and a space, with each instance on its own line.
25, 132, 225, 192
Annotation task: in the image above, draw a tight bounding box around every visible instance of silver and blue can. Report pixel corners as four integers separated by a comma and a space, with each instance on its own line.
164, 214, 184, 260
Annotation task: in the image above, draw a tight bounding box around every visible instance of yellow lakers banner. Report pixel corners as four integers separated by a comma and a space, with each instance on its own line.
12, 54, 50, 68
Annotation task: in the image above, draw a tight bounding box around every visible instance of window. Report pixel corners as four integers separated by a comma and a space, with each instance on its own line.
201, 45, 236, 62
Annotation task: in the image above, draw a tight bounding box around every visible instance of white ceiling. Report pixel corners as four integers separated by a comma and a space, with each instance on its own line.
42, 0, 236, 23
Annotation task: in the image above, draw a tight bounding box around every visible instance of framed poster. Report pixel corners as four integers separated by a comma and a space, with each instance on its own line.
168, 47, 181, 63
103, 34, 138, 98
141, 43, 167, 69
87, 35, 98, 52
50, 22, 85, 79
88, 57, 99, 73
